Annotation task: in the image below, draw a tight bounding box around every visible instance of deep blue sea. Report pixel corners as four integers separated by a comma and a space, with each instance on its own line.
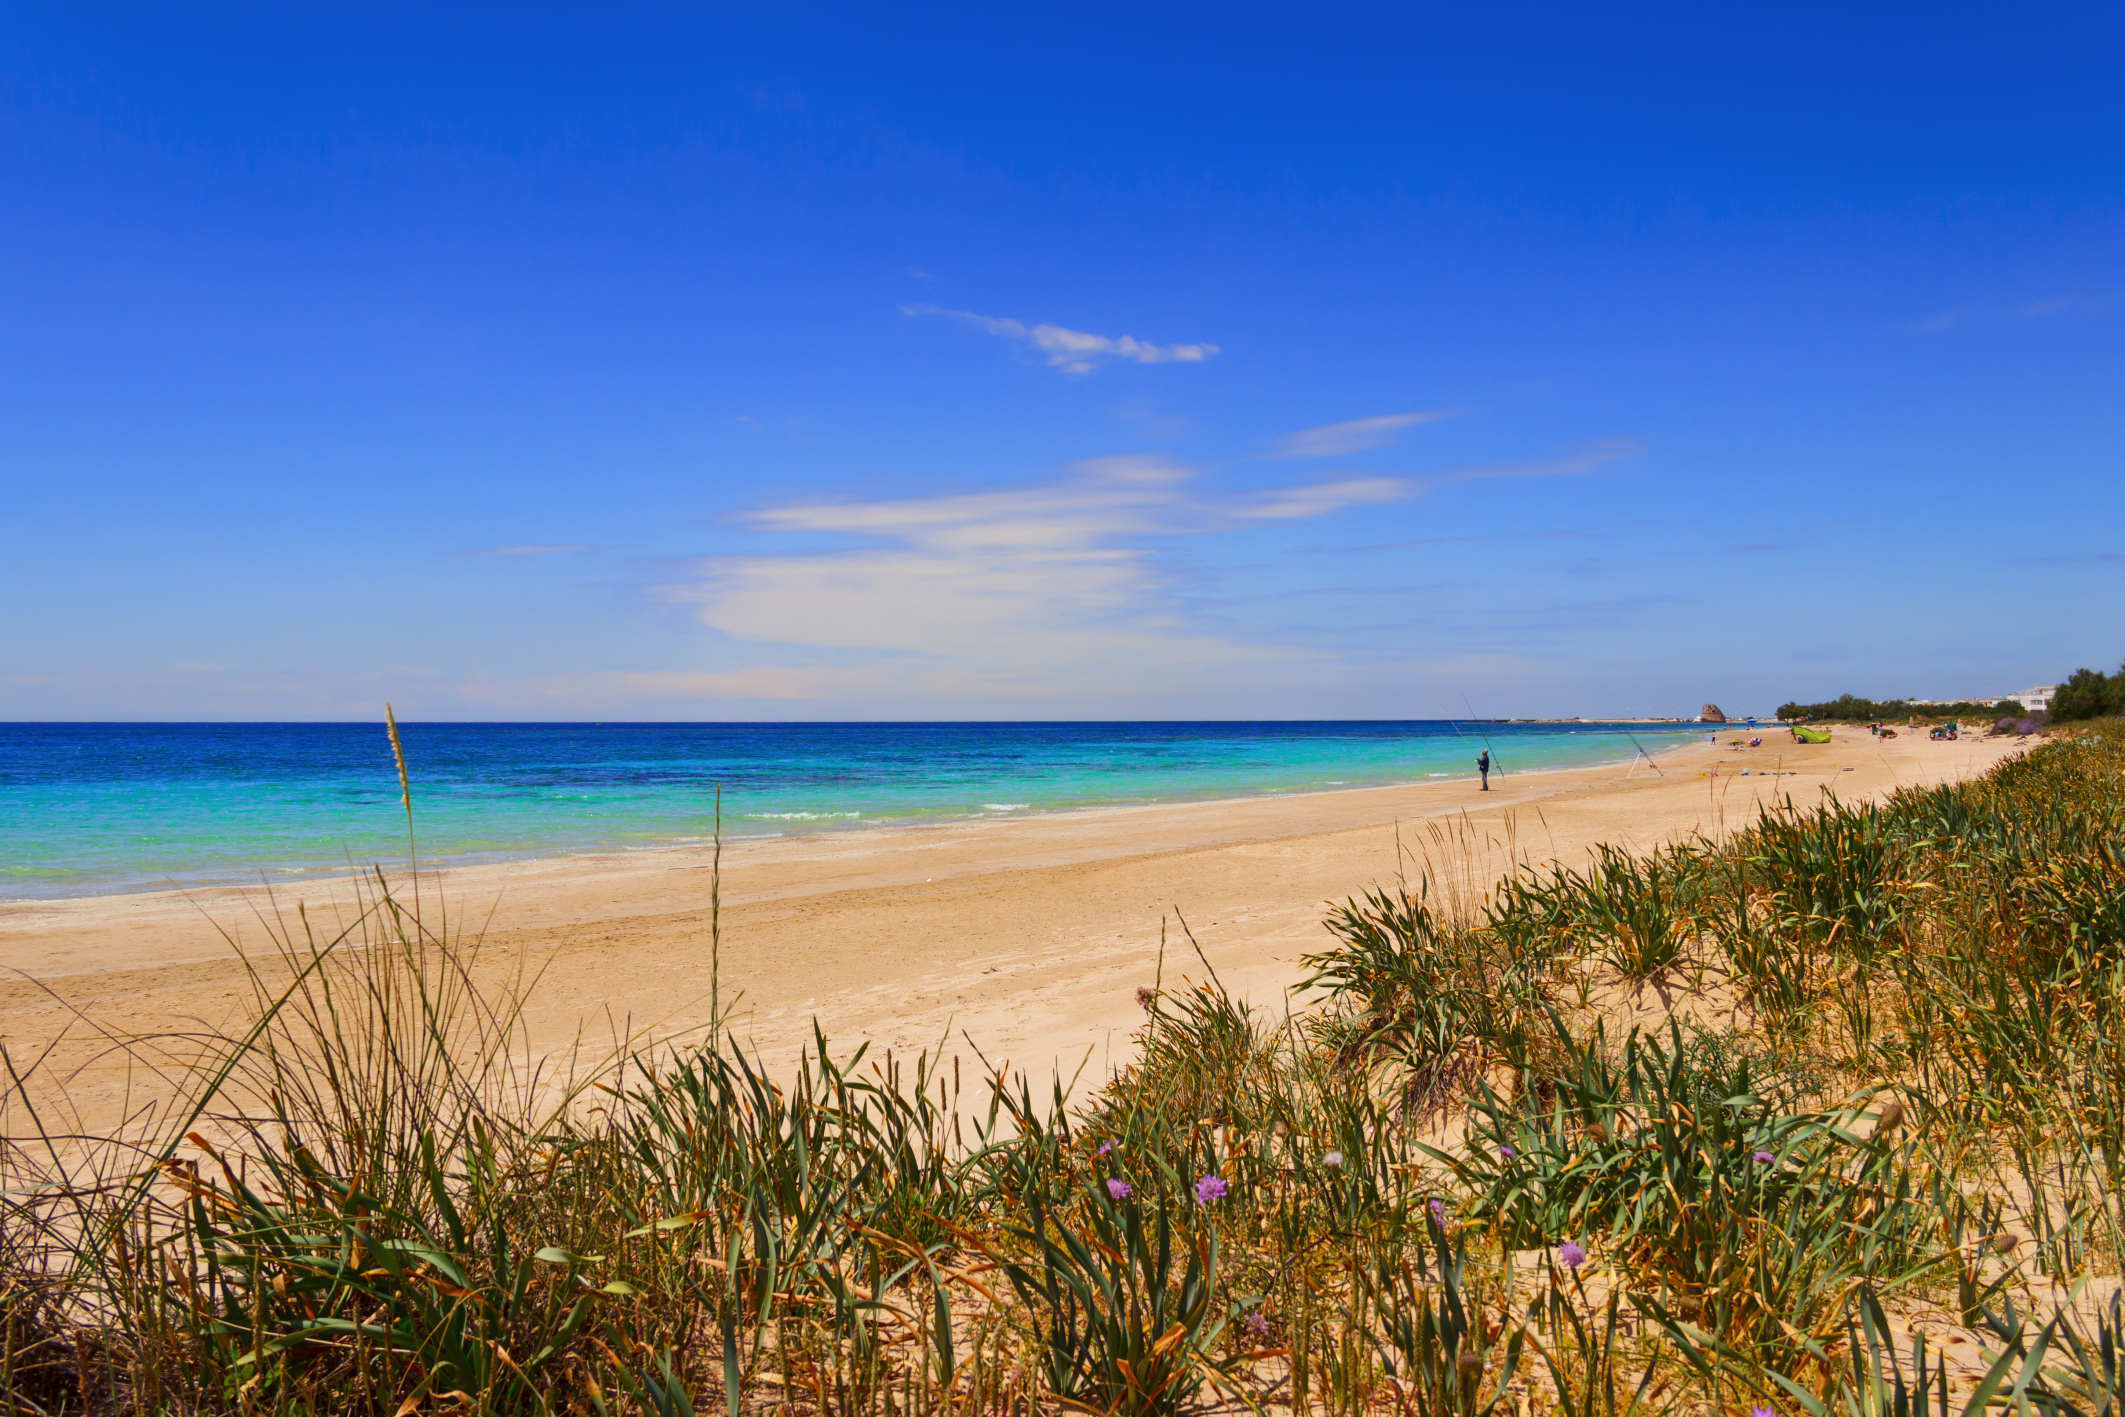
0, 721, 1702, 901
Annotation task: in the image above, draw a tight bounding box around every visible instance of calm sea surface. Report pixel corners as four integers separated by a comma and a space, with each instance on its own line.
1, 721, 1702, 900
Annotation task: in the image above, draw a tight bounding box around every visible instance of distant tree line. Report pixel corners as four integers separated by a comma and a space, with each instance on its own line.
1778, 656, 2124, 725
1773, 694, 2022, 723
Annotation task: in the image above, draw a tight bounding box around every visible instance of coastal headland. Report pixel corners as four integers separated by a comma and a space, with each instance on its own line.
0, 725, 2022, 1122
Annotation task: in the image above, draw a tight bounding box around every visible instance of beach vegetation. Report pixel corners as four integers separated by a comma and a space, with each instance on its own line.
1773, 694, 2036, 723
6, 719, 2125, 1414
2048, 664, 2125, 724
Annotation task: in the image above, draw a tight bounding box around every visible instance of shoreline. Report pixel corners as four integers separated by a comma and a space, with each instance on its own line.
0, 726, 2021, 1129
2, 730, 1703, 920
1, 728, 1705, 908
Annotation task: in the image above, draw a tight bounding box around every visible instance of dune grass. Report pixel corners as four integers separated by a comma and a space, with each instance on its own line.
4, 723, 2125, 1415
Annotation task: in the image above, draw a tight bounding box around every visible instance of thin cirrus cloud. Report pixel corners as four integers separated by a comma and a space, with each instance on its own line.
651, 457, 1400, 697
1910, 311, 1965, 335
1449, 439, 1640, 486
1912, 293, 2121, 334
2018, 292, 2124, 319
643, 442, 1626, 702
1230, 477, 1408, 520
1267, 411, 1455, 459
1278, 442, 1634, 552
900, 304, 1219, 374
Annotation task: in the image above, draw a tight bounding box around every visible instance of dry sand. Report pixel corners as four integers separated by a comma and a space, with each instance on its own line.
1, 726, 2023, 1118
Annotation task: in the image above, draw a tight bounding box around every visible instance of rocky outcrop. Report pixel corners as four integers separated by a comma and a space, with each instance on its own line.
1699, 703, 1725, 722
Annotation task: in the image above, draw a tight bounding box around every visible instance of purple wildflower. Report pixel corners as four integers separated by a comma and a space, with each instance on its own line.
1429, 1198, 1447, 1227
1557, 1240, 1586, 1270
1500, 1145, 1515, 1159
1106, 1178, 1130, 1201
1750, 1407, 1775, 1417
1753, 1149, 1774, 1164
1194, 1174, 1228, 1204
1097, 1141, 1115, 1156
1242, 1310, 1272, 1339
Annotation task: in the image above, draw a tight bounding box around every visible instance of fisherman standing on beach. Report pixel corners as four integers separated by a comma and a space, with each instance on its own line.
1477, 749, 1491, 791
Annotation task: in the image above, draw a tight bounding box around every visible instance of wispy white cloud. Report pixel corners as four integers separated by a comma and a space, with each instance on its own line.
652, 458, 1383, 692
644, 440, 1629, 703
1913, 292, 2122, 334
1263, 440, 1633, 525
1443, 438, 1640, 486
1230, 477, 1409, 520
1267, 411, 1453, 458
729, 456, 1416, 555
2016, 292, 2124, 320
901, 305, 1219, 374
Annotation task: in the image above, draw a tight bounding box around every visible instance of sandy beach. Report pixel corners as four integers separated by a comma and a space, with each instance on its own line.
0, 724, 2024, 1119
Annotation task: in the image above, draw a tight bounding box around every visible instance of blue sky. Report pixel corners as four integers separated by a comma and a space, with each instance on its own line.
3, 4, 2120, 720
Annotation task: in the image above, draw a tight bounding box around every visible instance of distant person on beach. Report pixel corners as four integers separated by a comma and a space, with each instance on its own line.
1477, 749, 1491, 790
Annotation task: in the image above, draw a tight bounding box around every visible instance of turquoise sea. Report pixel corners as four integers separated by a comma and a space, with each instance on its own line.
0, 722, 1703, 901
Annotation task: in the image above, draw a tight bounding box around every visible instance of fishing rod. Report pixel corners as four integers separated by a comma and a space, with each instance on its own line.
1625, 730, 1665, 776
1446, 711, 1482, 783
1462, 691, 1501, 780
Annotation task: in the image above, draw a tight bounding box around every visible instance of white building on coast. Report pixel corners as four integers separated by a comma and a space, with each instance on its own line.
1911, 686, 2058, 713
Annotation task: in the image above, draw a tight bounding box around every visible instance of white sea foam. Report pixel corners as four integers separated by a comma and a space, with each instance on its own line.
983, 803, 1030, 811
743, 811, 862, 820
